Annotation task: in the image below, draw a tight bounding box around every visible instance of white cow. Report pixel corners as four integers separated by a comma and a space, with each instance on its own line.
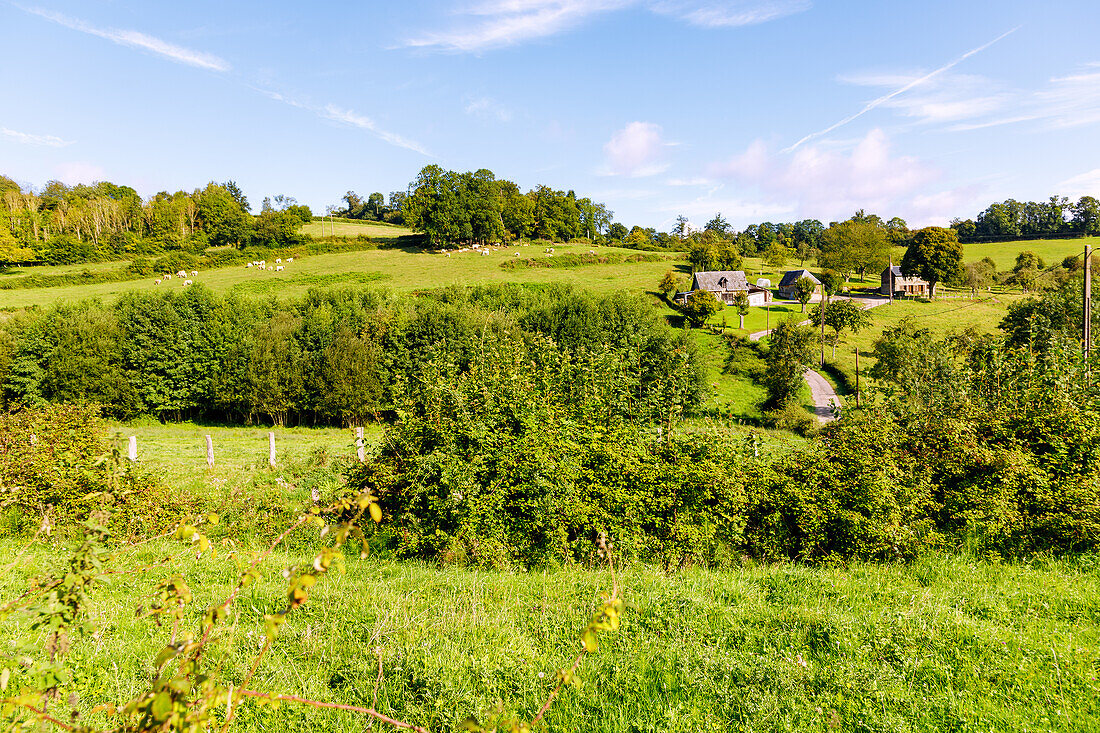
154, 279, 162, 285
177, 270, 187, 278
184, 279, 193, 286
276, 265, 284, 271
191, 270, 198, 276
246, 262, 253, 268
287, 257, 294, 262
276, 258, 282, 264
164, 273, 172, 280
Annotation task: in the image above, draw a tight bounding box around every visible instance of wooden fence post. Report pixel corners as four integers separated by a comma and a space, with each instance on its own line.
268, 432, 276, 468
128, 435, 137, 462
205, 435, 214, 468
355, 426, 365, 464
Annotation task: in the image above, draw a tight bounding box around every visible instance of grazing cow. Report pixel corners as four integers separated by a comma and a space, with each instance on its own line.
276, 265, 284, 271
165, 273, 172, 279
276, 258, 282, 264
177, 270, 187, 278
246, 262, 253, 268
259, 264, 266, 270
184, 279, 193, 286
191, 270, 198, 276
154, 279, 162, 285
287, 257, 294, 262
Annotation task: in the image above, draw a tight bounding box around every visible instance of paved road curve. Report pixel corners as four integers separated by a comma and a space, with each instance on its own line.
749, 295, 891, 423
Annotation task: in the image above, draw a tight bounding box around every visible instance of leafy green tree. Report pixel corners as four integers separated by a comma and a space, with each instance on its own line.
606, 222, 628, 241
732, 291, 750, 330
197, 183, 250, 247
681, 289, 722, 327
704, 212, 731, 236
764, 241, 789, 270
964, 259, 995, 297
1072, 196, 1100, 234
793, 276, 816, 312
900, 227, 963, 299
688, 238, 718, 272
809, 298, 872, 357
762, 318, 814, 407
659, 270, 682, 299
223, 180, 250, 212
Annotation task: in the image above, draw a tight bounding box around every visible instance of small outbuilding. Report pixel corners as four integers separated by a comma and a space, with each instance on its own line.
881, 265, 929, 297
777, 269, 821, 300
679, 270, 772, 306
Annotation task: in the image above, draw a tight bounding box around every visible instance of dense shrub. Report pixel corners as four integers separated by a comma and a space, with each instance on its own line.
0, 404, 176, 535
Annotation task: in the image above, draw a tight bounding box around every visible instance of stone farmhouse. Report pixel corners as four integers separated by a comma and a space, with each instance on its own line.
881, 265, 930, 297
677, 270, 772, 306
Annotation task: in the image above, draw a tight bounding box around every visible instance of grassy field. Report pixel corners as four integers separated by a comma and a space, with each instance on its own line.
961, 236, 1100, 270
2, 539, 1097, 732
0, 242, 684, 310
300, 219, 416, 238
814, 295, 1024, 377
107, 421, 381, 499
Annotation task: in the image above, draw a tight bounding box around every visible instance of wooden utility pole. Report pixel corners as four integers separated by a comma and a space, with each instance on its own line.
820, 293, 827, 368
355, 426, 365, 464
855, 347, 860, 407
1086, 244, 1092, 376
268, 432, 276, 469
205, 435, 214, 468
888, 260, 894, 304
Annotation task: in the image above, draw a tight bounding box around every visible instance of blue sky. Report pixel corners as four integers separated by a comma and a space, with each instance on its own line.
2, 0, 1099, 230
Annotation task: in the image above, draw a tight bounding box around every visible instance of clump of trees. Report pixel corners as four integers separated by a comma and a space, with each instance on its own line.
0, 284, 704, 427
401, 166, 613, 247
951, 195, 1100, 240
0, 175, 310, 265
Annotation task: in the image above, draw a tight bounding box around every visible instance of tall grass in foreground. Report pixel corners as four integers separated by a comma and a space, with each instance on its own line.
2, 542, 1097, 732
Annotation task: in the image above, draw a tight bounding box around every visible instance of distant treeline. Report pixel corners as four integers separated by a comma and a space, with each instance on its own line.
951, 195, 1100, 241
0, 284, 704, 427
0, 176, 311, 265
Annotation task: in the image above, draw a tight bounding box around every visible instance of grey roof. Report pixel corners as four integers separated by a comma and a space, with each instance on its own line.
692, 270, 749, 292
778, 269, 820, 288
883, 265, 928, 282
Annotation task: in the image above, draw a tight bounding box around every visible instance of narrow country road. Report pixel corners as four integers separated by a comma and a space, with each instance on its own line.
749, 295, 891, 422
804, 368, 840, 423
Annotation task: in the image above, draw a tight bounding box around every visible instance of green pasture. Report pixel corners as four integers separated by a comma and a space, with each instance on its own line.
0, 242, 685, 309
812, 295, 1024, 376
299, 219, 415, 238
107, 421, 381, 500
2, 538, 1097, 733
961, 236, 1100, 270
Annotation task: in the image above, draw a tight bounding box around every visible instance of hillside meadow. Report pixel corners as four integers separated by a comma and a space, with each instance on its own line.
2, 537, 1097, 732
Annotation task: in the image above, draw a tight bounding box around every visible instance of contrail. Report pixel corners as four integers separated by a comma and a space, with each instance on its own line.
782, 26, 1020, 152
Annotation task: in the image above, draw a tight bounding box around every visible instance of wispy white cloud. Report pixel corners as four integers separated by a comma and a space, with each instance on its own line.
785, 26, 1019, 151
20, 6, 231, 72
322, 105, 432, 156
839, 71, 1012, 126
600, 121, 672, 177
405, 0, 810, 52
843, 60, 1100, 135
1, 126, 73, 147
248, 86, 430, 155
464, 95, 514, 122
649, 0, 809, 28
1059, 168, 1100, 199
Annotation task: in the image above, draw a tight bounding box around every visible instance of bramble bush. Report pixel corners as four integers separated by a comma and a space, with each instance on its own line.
0, 403, 176, 537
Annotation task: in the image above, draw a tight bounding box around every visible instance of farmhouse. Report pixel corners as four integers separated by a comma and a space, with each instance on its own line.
678, 270, 772, 306
777, 269, 820, 300
881, 265, 930, 297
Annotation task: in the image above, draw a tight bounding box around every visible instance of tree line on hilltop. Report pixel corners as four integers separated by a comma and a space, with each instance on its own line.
0, 175, 311, 265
